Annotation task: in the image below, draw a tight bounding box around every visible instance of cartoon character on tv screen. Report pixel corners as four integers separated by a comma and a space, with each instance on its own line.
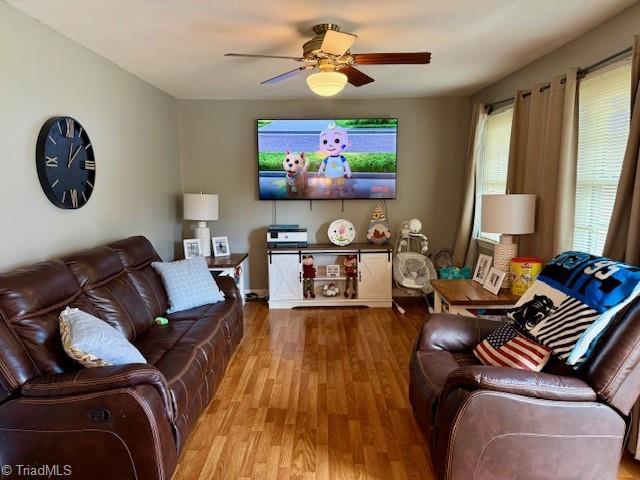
317, 123, 352, 185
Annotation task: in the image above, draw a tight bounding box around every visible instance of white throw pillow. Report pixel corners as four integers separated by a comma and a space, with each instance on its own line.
152, 256, 225, 314
59, 307, 147, 367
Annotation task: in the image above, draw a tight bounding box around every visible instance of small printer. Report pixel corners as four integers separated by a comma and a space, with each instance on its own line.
267, 225, 308, 248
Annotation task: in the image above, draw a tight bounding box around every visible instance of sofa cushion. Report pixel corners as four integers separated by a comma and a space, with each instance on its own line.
60, 307, 146, 367
64, 246, 154, 341
0, 260, 88, 387
152, 257, 224, 314
109, 237, 169, 318
135, 321, 195, 365
135, 296, 241, 449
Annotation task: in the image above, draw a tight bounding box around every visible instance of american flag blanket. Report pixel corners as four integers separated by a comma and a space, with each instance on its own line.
473, 323, 551, 371
508, 251, 640, 367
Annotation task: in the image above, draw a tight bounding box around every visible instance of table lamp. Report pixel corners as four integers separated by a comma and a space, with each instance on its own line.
481, 194, 536, 288
183, 192, 219, 257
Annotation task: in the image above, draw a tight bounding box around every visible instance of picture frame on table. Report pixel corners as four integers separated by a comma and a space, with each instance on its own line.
473, 254, 493, 284
326, 264, 340, 278
483, 267, 506, 294
212, 236, 231, 257
183, 239, 202, 259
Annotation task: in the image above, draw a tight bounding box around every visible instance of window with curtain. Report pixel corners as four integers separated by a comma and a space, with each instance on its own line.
479, 106, 513, 241
573, 60, 631, 255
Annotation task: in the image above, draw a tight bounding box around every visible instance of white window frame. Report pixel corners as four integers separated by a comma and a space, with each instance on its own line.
573, 58, 631, 255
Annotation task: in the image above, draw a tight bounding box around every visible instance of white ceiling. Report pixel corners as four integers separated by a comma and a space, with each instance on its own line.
6, 0, 636, 99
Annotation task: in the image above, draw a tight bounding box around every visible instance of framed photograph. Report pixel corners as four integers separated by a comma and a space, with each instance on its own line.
212, 236, 231, 257
326, 264, 340, 278
483, 267, 506, 295
183, 239, 202, 259
473, 254, 493, 284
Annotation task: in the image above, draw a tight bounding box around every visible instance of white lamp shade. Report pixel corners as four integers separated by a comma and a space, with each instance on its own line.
481, 194, 535, 235
183, 193, 219, 221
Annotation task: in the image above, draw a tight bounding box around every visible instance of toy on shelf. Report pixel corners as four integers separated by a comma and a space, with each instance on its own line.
302, 255, 316, 299
366, 202, 391, 244
393, 219, 437, 294
344, 255, 358, 299
322, 283, 340, 297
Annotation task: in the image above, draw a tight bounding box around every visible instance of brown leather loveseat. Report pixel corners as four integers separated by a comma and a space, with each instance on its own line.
410, 306, 640, 480
0, 236, 243, 480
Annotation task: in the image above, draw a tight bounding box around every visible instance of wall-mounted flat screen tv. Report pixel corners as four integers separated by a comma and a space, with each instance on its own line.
257, 118, 397, 200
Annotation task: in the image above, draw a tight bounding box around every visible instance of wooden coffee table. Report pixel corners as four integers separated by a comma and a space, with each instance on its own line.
431, 279, 519, 317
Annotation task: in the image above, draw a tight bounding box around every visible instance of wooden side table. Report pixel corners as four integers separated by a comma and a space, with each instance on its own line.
206, 253, 248, 304
431, 279, 519, 317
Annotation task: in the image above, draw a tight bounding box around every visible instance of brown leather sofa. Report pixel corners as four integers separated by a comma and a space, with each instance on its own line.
410, 305, 640, 480
0, 236, 243, 480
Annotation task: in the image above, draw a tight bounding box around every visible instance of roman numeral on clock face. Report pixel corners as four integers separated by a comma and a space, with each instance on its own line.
70, 189, 79, 208
45, 156, 58, 167
65, 118, 75, 138
84, 159, 96, 171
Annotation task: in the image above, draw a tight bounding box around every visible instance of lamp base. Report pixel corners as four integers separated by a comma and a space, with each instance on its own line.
195, 221, 211, 257
494, 234, 517, 288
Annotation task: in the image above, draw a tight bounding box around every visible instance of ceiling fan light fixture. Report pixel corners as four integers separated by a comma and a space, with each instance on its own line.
306, 71, 348, 97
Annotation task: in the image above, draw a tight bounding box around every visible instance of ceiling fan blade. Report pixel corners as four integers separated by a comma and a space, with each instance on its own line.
225, 53, 305, 62
321, 30, 357, 56
260, 66, 311, 84
352, 52, 431, 65
338, 65, 374, 87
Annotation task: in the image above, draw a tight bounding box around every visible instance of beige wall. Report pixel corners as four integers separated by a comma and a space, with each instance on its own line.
0, 2, 181, 270
473, 2, 640, 103
179, 98, 470, 290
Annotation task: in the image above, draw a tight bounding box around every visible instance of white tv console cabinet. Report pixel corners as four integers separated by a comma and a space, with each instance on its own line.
267, 243, 392, 309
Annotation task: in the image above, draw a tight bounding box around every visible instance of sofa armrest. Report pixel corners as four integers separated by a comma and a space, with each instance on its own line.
215, 274, 239, 299
417, 314, 502, 352
21, 364, 174, 421
444, 365, 597, 402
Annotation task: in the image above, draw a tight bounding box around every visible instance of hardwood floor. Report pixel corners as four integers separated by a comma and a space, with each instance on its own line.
173, 300, 640, 480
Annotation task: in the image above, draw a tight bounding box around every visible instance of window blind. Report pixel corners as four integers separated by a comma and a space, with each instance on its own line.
573, 60, 631, 255
479, 106, 513, 241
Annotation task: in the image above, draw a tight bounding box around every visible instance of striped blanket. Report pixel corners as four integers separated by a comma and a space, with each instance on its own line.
508, 252, 640, 366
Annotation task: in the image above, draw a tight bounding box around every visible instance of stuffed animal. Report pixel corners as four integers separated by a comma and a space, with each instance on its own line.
344, 255, 357, 299
283, 150, 308, 195
367, 202, 391, 244
302, 255, 316, 299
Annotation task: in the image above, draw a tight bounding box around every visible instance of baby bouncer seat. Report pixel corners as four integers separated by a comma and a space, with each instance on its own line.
393, 219, 437, 294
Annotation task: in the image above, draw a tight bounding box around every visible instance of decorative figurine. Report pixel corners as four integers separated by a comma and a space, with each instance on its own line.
322, 283, 341, 297
344, 255, 358, 299
367, 202, 391, 244
302, 255, 316, 299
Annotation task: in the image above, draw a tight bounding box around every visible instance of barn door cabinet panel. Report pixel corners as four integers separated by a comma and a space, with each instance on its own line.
267, 244, 392, 309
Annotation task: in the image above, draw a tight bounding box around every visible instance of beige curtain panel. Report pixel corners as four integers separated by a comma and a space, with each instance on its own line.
604, 35, 640, 460
604, 35, 640, 266
506, 69, 579, 261
452, 103, 487, 267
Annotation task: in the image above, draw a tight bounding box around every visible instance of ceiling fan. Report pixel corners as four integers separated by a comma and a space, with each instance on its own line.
225, 23, 431, 96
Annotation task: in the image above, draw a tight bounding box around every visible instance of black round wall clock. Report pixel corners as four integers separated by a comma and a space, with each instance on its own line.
36, 116, 96, 209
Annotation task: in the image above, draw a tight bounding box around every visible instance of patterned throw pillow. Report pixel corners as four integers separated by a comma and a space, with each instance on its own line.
473, 323, 551, 371
60, 307, 147, 367
152, 256, 225, 314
